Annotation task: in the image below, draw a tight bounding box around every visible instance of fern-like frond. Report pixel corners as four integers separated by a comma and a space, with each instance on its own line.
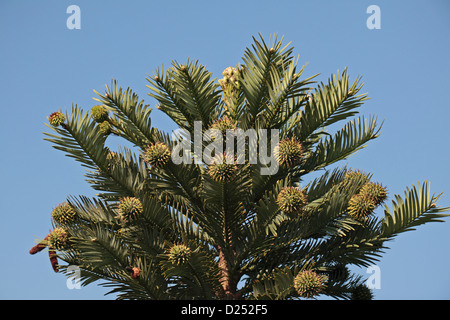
146, 60, 221, 131
239, 34, 294, 129
250, 267, 295, 300
304, 115, 380, 172
44, 105, 109, 171
94, 80, 155, 149
297, 69, 368, 141
381, 181, 450, 239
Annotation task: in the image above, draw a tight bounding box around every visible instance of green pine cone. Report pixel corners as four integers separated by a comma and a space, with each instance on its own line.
51, 203, 77, 225
98, 120, 113, 136
91, 105, 109, 123
342, 169, 371, 193
48, 112, 65, 127
143, 142, 171, 168
344, 169, 370, 181
348, 193, 376, 219
169, 244, 192, 265
48, 228, 70, 251
275, 137, 303, 168
210, 116, 237, 133
293, 270, 327, 299
359, 182, 388, 206
118, 197, 144, 223
207, 153, 238, 183
277, 187, 308, 217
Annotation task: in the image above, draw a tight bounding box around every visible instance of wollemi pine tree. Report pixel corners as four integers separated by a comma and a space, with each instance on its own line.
30, 35, 449, 300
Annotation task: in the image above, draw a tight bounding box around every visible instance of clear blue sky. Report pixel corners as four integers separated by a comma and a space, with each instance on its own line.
1, 0, 449, 300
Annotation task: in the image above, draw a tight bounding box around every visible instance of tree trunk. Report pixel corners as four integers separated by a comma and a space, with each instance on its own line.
217, 245, 241, 299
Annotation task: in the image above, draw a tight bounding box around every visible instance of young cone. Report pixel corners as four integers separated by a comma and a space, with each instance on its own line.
169, 244, 192, 265
348, 193, 376, 219
117, 197, 144, 223
207, 153, 238, 183
359, 182, 388, 206
276, 186, 308, 217
48, 228, 70, 251
144, 142, 171, 168
48, 111, 65, 127
275, 137, 304, 168
293, 270, 327, 299
51, 203, 77, 225
91, 105, 109, 123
